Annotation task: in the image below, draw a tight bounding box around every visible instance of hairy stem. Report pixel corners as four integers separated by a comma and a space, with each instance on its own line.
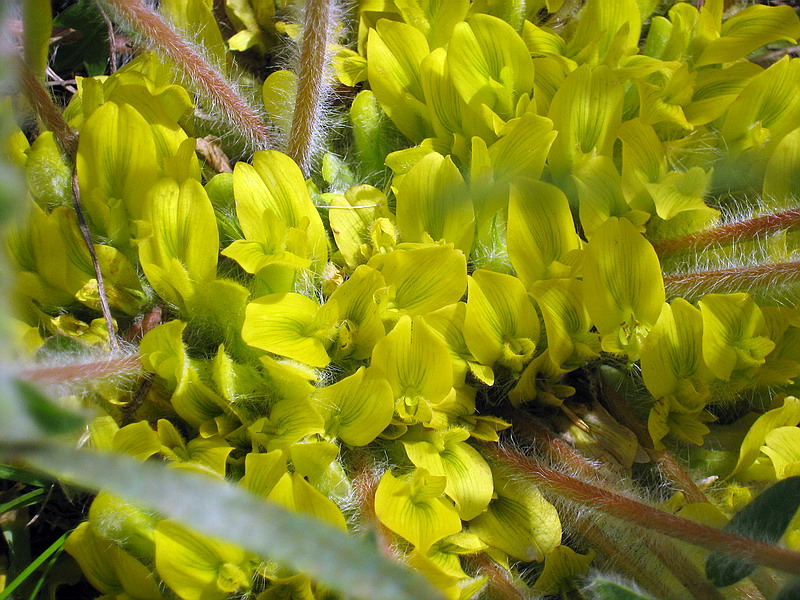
512, 413, 723, 600
487, 444, 800, 578
663, 261, 800, 298
653, 208, 800, 256
16, 354, 139, 384
287, 0, 335, 175
17, 59, 118, 348
100, 0, 272, 152
16, 58, 77, 158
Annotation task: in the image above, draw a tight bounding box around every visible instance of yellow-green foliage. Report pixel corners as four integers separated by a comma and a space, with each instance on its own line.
7, 0, 800, 598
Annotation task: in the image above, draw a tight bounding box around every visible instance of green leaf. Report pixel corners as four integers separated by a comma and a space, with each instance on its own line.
396, 152, 473, 253
22, 0, 51, 81
447, 14, 534, 121
13, 379, 85, 436
14, 444, 442, 600
311, 367, 394, 446
706, 476, 800, 587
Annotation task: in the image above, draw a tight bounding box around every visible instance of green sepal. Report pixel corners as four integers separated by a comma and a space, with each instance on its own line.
311, 366, 394, 446
374, 468, 463, 552
25, 132, 71, 208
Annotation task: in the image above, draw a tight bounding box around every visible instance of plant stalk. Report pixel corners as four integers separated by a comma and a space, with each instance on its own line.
653, 209, 800, 256
663, 261, 800, 298
100, 0, 272, 152
486, 444, 800, 578
287, 0, 335, 175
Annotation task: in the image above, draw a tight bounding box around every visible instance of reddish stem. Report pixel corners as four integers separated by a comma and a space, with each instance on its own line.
653, 209, 800, 256
663, 261, 800, 298
17, 355, 140, 384
287, 0, 334, 174
101, 0, 272, 151
466, 554, 525, 600
487, 444, 800, 578
16, 58, 77, 158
